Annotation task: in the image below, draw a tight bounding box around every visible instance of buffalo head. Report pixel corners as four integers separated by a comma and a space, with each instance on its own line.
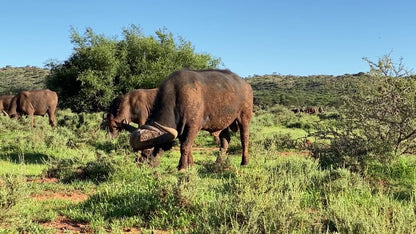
108, 115, 121, 138
129, 122, 177, 151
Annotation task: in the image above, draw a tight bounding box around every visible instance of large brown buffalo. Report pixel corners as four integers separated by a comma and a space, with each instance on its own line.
106, 88, 158, 138
122, 69, 253, 171
8, 89, 58, 127
0, 95, 13, 116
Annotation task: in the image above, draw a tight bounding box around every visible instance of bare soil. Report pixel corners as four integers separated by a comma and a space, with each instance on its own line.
41, 215, 91, 234
31, 190, 89, 202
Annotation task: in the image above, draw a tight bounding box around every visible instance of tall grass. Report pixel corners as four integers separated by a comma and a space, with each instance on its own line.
0, 110, 415, 233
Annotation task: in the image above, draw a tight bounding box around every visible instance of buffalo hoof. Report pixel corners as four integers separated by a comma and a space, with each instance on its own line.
177, 168, 187, 173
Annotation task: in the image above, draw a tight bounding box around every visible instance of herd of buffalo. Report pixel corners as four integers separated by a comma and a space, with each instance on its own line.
1, 69, 254, 171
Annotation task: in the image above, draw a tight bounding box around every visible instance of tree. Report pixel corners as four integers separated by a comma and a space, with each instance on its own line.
312, 54, 416, 170
46, 25, 222, 112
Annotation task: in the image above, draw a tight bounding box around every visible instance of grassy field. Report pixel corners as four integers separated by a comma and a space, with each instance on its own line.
0, 109, 415, 233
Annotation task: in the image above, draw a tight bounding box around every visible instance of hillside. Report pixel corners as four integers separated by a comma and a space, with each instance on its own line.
0, 65, 366, 110
0, 66, 49, 95
246, 72, 366, 109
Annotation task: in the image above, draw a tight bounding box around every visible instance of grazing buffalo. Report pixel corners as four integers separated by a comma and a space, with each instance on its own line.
306, 107, 316, 114
0, 95, 13, 116
291, 108, 300, 114
8, 89, 58, 127
106, 88, 158, 138
123, 69, 253, 171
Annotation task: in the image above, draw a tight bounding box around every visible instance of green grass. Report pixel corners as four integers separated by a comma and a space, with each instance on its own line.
0, 161, 45, 176
0, 110, 415, 233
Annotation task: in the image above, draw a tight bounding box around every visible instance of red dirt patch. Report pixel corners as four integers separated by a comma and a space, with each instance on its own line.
27, 177, 59, 183
31, 190, 89, 202
41, 215, 91, 234
276, 151, 311, 157
28, 177, 89, 202
42, 217, 147, 233
122, 227, 142, 233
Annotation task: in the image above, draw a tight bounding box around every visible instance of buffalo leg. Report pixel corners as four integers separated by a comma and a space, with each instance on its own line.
30, 115, 35, 127
150, 147, 164, 167
178, 129, 198, 171
48, 109, 56, 127
137, 148, 153, 163
216, 128, 230, 164
188, 151, 194, 167
137, 148, 164, 167
239, 115, 251, 166
26, 103, 35, 127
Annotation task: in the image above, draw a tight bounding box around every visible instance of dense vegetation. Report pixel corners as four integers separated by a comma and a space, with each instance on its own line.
1, 108, 415, 233
2, 64, 416, 232
45, 26, 221, 112
247, 73, 364, 109
1, 64, 364, 111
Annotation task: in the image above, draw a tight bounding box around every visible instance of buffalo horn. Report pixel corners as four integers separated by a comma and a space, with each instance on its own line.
120, 121, 139, 133
129, 129, 175, 151
129, 121, 178, 151
149, 121, 178, 139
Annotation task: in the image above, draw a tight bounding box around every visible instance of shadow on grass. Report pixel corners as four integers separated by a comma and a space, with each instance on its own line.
93, 141, 115, 153
195, 159, 238, 180
0, 151, 51, 164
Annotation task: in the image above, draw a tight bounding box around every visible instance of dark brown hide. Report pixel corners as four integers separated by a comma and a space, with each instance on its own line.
8, 89, 58, 127
0, 95, 13, 115
106, 88, 158, 138
130, 69, 253, 171
306, 107, 316, 114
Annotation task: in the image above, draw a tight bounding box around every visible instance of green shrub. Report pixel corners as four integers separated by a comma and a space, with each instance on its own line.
45, 154, 117, 184
47, 26, 221, 112
252, 133, 299, 151
286, 114, 320, 130
0, 174, 28, 218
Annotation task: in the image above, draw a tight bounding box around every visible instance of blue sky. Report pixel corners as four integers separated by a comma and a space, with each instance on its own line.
1, 0, 415, 77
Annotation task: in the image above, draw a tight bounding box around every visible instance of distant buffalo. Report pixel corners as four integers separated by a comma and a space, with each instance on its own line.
291, 108, 300, 114
305, 107, 316, 114
122, 69, 253, 171
8, 89, 58, 127
106, 88, 158, 138
0, 95, 13, 116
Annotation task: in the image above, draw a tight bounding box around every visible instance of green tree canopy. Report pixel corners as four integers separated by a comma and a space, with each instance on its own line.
46, 25, 222, 112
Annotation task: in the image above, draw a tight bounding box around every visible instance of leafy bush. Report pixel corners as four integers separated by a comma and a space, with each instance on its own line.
46, 25, 221, 112
311, 55, 416, 171
0, 174, 28, 217
252, 133, 299, 151
251, 105, 297, 128
45, 155, 117, 184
